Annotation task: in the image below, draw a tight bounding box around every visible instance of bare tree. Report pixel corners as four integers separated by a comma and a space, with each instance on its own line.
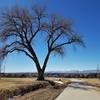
0, 5, 85, 80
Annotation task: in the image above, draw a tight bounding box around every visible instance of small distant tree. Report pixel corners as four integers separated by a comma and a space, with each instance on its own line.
0, 5, 85, 80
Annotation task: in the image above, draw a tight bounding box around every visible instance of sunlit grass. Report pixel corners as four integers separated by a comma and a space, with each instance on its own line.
0, 77, 66, 100
80, 78, 100, 92
81, 78, 100, 85
46, 77, 70, 85
0, 78, 36, 89
0, 77, 70, 90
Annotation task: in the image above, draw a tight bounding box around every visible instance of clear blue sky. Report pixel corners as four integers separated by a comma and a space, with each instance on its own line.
0, 0, 100, 72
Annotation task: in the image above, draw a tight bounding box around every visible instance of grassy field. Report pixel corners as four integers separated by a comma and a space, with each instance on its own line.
80, 78, 100, 92
1, 78, 99, 100
81, 78, 100, 86
0, 78, 36, 89
0, 77, 69, 89
0, 77, 99, 89
0, 77, 69, 100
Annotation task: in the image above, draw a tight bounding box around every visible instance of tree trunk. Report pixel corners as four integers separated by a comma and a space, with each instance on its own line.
36, 51, 51, 80
37, 70, 44, 80
42, 51, 51, 72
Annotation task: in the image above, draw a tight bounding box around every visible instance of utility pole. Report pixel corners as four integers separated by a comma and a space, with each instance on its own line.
3, 65, 5, 77
0, 58, 4, 79
97, 64, 100, 83
0, 60, 2, 79
4, 65, 5, 73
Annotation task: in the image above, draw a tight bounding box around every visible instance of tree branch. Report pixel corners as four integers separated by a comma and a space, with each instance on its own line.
47, 26, 63, 50
50, 33, 62, 47
29, 17, 41, 43
51, 40, 74, 51
8, 48, 33, 60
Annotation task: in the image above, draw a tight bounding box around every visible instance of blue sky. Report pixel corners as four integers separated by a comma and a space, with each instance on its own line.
0, 0, 100, 72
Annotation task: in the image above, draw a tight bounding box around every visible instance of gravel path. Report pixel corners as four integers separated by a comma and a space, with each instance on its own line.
56, 79, 100, 100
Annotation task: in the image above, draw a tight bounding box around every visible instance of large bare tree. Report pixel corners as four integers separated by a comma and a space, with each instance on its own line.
0, 5, 84, 80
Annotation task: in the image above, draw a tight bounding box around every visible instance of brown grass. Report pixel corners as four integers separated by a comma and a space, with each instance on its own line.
46, 77, 71, 85
14, 86, 64, 100
0, 78, 36, 89
80, 78, 100, 92
0, 77, 69, 100
81, 78, 100, 86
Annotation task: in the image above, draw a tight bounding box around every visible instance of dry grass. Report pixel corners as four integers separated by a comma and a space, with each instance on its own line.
0, 78, 36, 90
0, 77, 70, 89
60, 78, 71, 84
80, 78, 100, 92
81, 78, 100, 86
14, 87, 64, 100
46, 77, 71, 85
0, 77, 69, 100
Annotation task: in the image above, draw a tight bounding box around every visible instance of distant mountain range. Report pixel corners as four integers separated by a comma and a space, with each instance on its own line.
5, 69, 99, 74
46, 70, 99, 74
2, 69, 99, 78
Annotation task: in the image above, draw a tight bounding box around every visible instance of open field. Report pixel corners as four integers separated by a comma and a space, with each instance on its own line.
0, 78, 36, 89
0, 77, 99, 90
0, 78, 99, 100
80, 78, 100, 91
0, 77, 68, 100
0, 77, 69, 89
81, 78, 100, 87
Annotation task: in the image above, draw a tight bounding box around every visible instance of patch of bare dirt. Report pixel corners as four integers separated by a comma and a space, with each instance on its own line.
15, 87, 64, 100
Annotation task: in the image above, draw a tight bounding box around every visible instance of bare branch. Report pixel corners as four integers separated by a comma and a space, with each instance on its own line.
53, 46, 65, 57
50, 33, 62, 47
7, 48, 33, 60
51, 34, 85, 51
29, 18, 41, 43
